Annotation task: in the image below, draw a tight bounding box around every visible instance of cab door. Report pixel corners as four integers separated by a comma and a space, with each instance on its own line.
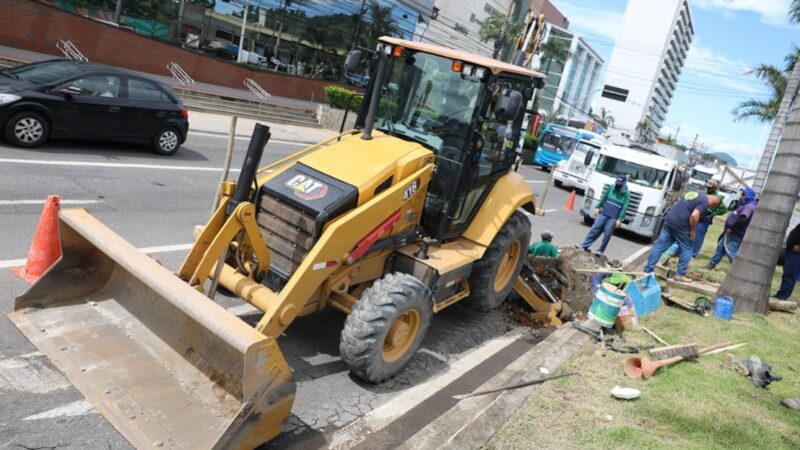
439, 77, 532, 241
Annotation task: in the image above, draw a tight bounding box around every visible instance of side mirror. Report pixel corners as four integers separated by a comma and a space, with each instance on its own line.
535, 77, 546, 89
57, 85, 83, 97
344, 49, 363, 73
494, 90, 523, 122
584, 151, 594, 166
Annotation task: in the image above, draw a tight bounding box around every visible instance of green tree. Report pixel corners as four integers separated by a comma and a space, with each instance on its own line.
539, 36, 572, 75
479, 13, 523, 60
592, 107, 614, 129
718, 3, 800, 313
635, 117, 652, 143
732, 64, 786, 122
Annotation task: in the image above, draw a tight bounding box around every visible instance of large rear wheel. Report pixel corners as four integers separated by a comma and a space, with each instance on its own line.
340, 273, 433, 383
463, 210, 531, 312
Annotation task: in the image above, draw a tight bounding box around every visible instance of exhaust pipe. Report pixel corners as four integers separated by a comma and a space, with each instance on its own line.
228, 123, 270, 215
361, 48, 388, 141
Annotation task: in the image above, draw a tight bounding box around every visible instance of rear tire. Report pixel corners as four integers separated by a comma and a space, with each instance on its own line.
463, 211, 531, 312
554, 180, 563, 187
583, 214, 594, 226
152, 127, 181, 155
4, 111, 49, 148
340, 273, 433, 383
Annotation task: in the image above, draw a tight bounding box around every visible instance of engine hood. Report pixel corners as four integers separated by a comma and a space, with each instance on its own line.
296, 131, 433, 206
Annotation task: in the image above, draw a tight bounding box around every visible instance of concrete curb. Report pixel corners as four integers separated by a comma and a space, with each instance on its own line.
391, 244, 650, 449
187, 128, 322, 145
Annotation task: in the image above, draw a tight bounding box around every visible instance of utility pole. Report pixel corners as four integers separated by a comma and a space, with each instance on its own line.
237, 3, 248, 63
350, 0, 367, 50
176, 0, 185, 44
114, 0, 123, 22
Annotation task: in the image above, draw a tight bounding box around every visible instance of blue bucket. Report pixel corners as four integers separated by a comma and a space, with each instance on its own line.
588, 283, 626, 327
714, 296, 734, 321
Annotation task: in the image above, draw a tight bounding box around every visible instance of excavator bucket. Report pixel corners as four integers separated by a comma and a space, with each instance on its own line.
8, 208, 295, 449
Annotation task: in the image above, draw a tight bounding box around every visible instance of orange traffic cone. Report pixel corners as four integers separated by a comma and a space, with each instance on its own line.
12, 195, 62, 284
564, 190, 576, 212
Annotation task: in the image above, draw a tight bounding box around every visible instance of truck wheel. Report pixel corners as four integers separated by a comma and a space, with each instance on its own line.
340, 273, 433, 383
583, 214, 594, 226
554, 180, 563, 187
463, 211, 531, 312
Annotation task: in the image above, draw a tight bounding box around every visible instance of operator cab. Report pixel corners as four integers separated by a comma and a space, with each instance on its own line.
347, 37, 546, 241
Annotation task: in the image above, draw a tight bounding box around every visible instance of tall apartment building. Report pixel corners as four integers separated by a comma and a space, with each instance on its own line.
594, 0, 694, 134
536, 24, 603, 120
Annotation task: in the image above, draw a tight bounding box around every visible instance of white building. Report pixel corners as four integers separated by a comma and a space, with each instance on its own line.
535, 24, 603, 121
594, 0, 694, 135
415, 0, 518, 57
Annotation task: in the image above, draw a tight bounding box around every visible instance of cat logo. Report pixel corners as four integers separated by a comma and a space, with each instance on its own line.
286, 174, 328, 200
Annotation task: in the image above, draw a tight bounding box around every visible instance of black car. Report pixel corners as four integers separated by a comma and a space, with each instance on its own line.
0, 59, 189, 155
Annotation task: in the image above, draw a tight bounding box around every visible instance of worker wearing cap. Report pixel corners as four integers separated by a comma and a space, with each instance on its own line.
580, 173, 631, 256
529, 230, 559, 257
707, 187, 757, 269
660, 179, 727, 261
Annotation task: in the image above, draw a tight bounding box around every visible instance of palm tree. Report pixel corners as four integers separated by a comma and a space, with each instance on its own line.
592, 108, 614, 129
635, 117, 652, 143
732, 64, 785, 122
736, 45, 800, 191
717, 3, 800, 313
530, 37, 572, 115
479, 13, 523, 60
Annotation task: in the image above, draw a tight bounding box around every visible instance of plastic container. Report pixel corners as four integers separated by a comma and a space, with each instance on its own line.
625, 273, 662, 317
713, 296, 734, 321
588, 282, 626, 327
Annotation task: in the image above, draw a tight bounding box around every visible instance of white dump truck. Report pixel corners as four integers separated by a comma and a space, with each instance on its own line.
580, 144, 685, 241
552, 136, 605, 192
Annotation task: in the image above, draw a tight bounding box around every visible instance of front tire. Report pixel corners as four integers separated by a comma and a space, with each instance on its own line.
4, 111, 49, 148
340, 273, 433, 383
463, 211, 531, 312
152, 127, 181, 155
554, 180, 563, 187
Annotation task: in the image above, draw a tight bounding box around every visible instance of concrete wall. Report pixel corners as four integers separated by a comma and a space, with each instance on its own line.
318, 105, 358, 132
0, 0, 353, 103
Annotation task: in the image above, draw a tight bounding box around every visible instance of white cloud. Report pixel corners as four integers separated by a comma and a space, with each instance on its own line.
661, 123, 762, 168
549, 0, 624, 40
692, 0, 791, 27
682, 43, 768, 95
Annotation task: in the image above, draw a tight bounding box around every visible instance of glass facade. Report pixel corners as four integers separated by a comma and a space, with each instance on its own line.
40, 0, 432, 83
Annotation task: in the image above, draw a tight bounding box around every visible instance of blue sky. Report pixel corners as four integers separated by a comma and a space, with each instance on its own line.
551, 0, 799, 167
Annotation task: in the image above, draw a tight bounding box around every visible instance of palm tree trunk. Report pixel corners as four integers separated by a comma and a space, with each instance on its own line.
752, 62, 800, 193
718, 66, 800, 314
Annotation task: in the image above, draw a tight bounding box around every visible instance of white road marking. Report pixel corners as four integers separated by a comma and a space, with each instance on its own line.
330, 331, 523, 449
543, 209, 557, 213
189, 131, 311, 146
0, 243, 194, 269
22, 400, 97, 421
525, 180, 545, 184
0, 157, 241, 173
0, 352, 69, 394
0, 199, 102, 206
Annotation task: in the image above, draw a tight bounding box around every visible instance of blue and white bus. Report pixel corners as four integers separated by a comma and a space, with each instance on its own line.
533, 123, 603, 169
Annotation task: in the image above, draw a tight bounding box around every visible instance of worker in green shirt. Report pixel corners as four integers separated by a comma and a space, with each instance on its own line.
581, 174, 631, 256
529, 230, 559, 257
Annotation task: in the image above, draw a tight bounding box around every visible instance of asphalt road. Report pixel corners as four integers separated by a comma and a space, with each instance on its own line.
0, 131, 648, 449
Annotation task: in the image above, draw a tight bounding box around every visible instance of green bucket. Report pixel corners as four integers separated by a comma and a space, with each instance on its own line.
588, 283, 626, 327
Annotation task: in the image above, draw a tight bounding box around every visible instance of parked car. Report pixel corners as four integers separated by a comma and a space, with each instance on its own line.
0, 59, 189, 155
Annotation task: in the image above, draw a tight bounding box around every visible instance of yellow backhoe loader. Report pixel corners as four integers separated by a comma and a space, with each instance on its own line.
9, 37, 546, 449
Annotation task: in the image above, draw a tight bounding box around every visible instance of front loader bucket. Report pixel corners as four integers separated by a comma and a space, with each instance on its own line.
8, 209, 295, 449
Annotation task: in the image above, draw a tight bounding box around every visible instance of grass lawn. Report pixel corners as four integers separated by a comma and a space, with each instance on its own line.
486, 220, 800, 449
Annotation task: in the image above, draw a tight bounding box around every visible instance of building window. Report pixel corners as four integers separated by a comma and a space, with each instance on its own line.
484, 3, 498, 15
453, 23, 468, 35
601, 85, 628, 102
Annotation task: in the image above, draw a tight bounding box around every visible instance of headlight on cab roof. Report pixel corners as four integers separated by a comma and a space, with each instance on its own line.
0, 93, 21, 105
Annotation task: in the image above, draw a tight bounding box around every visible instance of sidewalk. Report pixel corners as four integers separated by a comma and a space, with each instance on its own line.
188, 111, 337, 144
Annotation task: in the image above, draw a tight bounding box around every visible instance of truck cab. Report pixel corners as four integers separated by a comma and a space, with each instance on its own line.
580, 144, 682, 241
552, 136, 605, 191
687, 165, 717, 192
